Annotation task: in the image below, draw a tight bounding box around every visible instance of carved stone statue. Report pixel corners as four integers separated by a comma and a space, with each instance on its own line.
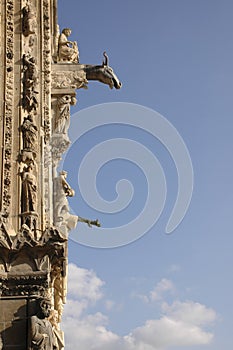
58, 28, 79, 63
21, 114, 38, 151
22, 1, 37, 36
23, 54, 38, 86
23, 54, 39, 112
51, 266, 66, 324
20, 163, 37, 213
30, 298, 58, 350
59, 170, 75, 197
55, 95, 76, 135
49, 310, 65, 350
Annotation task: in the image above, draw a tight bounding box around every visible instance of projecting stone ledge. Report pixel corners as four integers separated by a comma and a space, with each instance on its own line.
51, 52, 122, 94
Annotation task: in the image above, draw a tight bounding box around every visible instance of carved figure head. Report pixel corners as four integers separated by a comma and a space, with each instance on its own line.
62, 28, 71, 37
59, 170, 67, 177
39, 298, 52, 318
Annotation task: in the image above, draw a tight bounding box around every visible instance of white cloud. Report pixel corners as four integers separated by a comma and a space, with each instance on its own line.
161, 300, 216, 327
62, 264, 217, 350
67, 263, 104, 302
127, 300, 216, 349
133, 278, 175, 303
150, 278, 175, 302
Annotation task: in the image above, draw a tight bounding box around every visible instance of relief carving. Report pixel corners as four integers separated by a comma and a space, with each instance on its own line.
22, 1, 37, 36
22, 54, 39, 112
2, 0, 14, 215
51, 70, 88, 90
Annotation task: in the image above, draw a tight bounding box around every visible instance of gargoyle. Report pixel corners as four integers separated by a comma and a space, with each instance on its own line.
84, 52, 122, 89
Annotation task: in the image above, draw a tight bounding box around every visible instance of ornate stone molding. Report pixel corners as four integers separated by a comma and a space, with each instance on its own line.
0, 274, 49, 297
2, 0, 14, 217
51, 69, 88, 90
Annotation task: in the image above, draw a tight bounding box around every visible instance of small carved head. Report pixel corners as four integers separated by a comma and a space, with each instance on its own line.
62, 28, 72, 37
59, 170, 67, 177
39, 298, 52, 318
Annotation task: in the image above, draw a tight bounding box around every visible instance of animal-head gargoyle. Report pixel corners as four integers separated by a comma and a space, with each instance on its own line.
84, 52, 122, 89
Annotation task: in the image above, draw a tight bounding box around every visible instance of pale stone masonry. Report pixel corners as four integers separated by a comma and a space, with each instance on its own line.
0, 0, 121, 348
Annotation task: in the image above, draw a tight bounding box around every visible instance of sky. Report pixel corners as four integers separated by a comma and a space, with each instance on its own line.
57, 1, 233, 349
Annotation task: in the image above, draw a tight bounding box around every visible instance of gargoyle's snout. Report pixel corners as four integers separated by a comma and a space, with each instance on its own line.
114, 81, 122, 89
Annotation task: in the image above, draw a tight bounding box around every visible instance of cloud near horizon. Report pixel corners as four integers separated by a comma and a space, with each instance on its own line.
61, 263, 217, 350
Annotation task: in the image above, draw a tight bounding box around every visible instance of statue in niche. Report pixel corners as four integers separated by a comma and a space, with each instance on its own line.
58, 28, 79, 63
22, 1, 37, 36
21, 114, 38, 151
20, 163, 37, 213
55, 95, 76, 135
49, 310, 65, 350
30, 298, 58, 350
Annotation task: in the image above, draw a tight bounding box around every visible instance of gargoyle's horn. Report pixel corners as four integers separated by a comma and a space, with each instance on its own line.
103, 51, 109, 66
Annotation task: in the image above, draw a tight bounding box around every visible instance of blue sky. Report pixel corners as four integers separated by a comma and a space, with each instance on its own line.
58, 1, 233, 349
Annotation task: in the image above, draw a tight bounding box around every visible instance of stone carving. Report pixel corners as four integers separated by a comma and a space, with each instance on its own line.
23, 53, 39, 112
51, 134, 70, 168
0, 274, 49, 297
13, 224, 38, 250
51, 265, 66, 324
42, 0, 52, 145
21, 114, 38, 152
49, 310, 65, 350
51, 70, 88, 90
53, 171, 101, 233
78, 217, 101, 228
0, 220, 13, 250
30, 298, 58, 350
55, 95, 76, 135
22, 1, 37, 36
58, 28, 79, 63
53, 171, 78, 234
59, 170, 75, 197
20, 163, 37, 214
23, 54, 38, 86
2, 0, 14, 216
84, 52, 122, 89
